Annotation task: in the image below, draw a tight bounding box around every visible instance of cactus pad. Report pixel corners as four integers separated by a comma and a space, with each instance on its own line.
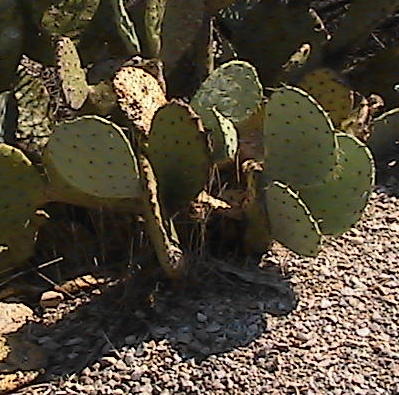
43, 116, 141, 205
56, 37, 89, 110
191, 60, 263, 128
264, 85, 338, 187
113, 66, 167, 134
14, 66, 52, 153
300, 133, 375, 235
299, 68, 353, 126
265, 181, 322, 257
138, 154, 185, 279
0, 144, 46, 229
210, 108, 238, 164
145, 101, 210, 211
160, 0, 205, 72
41, 0, 101, 40
0, 211, 48, 270
145, 0, 167, 57
369, 108, 399, 171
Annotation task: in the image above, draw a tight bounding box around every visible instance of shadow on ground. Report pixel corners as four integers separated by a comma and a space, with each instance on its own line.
2, 262, 297, 384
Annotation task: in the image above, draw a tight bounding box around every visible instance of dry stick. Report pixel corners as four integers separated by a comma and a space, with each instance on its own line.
0, 257, 64, 288
36, 271, 74, 299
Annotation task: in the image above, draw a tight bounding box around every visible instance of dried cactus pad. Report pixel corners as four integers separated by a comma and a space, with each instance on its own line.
264, 85, 338, 187
210, 108, 238, 164
300, 133, 375, 235
43, 116, 140, 201
191, 60, 263, 128
299, 68, 353, 126
113, 66, 167, 134
145, 101, 210, 211
56, 37, 89, 110
0, 144, 46, 229
265, 181, 321, 257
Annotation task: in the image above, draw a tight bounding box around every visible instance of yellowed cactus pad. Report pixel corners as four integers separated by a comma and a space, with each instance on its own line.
113, 66, 167, 134
299, 68, 353, 126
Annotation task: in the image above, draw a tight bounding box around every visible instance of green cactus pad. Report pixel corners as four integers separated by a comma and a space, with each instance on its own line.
210, 108, 238, 164
111, 0, 141, 54
14, 66, 53, 154
265, 181, 321, 257
56, 37, 89, 110
327, 0, 399, 58
0, 211, 48, 270
369, 108, 399, 169
191, 60, 263, 129
145, 100, 210, 211
300, 133, 375, 235
138, 154, 185, 279
160, 0, 205, 72
43, 116, 141, 206
0, 144, 46, 229
145, 0, 167, 57
299, 68, 353, 126
113, 66, 167, 134
264, 85, 338, 187
41, 0, 101, 40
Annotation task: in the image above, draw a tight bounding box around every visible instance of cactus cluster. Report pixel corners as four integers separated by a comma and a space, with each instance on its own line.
0, 0, 387, 281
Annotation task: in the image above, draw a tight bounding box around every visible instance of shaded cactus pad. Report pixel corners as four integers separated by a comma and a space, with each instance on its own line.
264, 85, 338, 187
0, 144, 46, 229
43, 116, 141, 203
265, 181, 321, 257
300, 133, 375, 235
145, 101, 210, 211
113, 66, 167, 134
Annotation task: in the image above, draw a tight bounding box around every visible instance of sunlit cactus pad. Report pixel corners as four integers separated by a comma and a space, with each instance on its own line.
300, 133, 375, 235
113, 66, 167, 134
43, 116, 141, 202
264, 85, 338, 187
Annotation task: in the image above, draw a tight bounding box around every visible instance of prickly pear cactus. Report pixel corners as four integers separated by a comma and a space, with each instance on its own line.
219, 0, 325, 86
113, 66, 167, 134
191, 60, 263, 130
138, 154, 185, 279
111, 0, 141, 54
0, 144, 46, 229
264, 85, 338, 187
43, 116, 141, 208
210, 107, 238, 164
145, 0, 167, 57
13, 64, 53, 154
300, 133, 375, 235
0, 211, 48, 270
299, 68, 353, 126
160, 0, 205, 73
368, 108, 399, 177
145, 100, 211, 212
56, 37, 89, 110
41, 0, 101, 40
265, 181, 322, 257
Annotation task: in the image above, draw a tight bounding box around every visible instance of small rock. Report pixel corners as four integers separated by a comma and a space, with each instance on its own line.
40, 291, 64, 308
100, 356, 118, 367
196, 312, 208, 323
356, 327, 371, 337
320, 299, 331, 309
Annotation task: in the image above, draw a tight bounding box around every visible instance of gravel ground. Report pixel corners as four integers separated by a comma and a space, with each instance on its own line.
8, 189, 397, 394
